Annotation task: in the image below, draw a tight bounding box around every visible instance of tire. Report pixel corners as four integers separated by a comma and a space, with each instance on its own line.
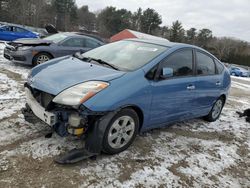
204, 97, 225, 122
33, 52, 52, 66
102, 108, 139, 154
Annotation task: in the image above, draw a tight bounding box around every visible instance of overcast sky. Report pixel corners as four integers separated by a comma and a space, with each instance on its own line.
76, 0, 250, 42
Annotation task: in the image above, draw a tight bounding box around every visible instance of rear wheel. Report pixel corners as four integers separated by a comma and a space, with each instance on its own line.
204, 97, 224, 122
102, 108, 139, 154
33, 52, 52, 66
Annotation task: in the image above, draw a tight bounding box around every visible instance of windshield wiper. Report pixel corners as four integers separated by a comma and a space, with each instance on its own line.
85, 57, 120, 71
73, 54, 120, 71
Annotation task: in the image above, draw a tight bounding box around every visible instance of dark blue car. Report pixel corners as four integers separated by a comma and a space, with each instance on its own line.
0, 25, 39, 41
23, 39, 231, 162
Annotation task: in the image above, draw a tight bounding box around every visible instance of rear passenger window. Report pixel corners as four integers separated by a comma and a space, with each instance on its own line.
62, 38, 85, 47
15, 27, 27, 32
215, 60, 224, 74
161, 49, 193, 78
196, 51, 215, 75
85, 39, 100, 48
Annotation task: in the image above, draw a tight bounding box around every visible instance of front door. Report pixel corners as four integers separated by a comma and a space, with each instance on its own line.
149, 48, 197, 126
57, 37, 89, 57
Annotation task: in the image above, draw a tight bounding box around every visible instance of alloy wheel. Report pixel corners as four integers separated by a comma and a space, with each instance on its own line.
37, 55, 50, 64
107, 115, 135, 149
212, 99, 223, 119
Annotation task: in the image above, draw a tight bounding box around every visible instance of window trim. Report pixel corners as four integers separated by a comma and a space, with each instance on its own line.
214, 59, 225, 75
153, 47, 195, 81
194, 49, 217, 77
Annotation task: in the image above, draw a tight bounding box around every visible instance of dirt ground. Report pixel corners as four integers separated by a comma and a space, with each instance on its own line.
0, 43, 249, 188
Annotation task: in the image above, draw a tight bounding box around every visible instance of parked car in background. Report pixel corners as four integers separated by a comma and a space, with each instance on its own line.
3, 32, 104, 66
23, 39, 231, 160
228, 66, 250, 77
0, 25, 39, 41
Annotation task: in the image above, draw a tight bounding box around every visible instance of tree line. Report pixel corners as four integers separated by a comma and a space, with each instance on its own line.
0, 0, 249, 66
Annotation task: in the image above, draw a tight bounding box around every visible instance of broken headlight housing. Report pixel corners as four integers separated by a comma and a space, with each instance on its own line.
52, 81, 109, 106
18, 46, 32, 51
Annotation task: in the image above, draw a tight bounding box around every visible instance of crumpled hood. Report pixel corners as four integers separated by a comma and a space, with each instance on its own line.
29, 56, 125, 95
12, 38, 52, 46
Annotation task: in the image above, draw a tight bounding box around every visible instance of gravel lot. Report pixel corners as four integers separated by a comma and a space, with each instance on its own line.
0, 43, 249, 188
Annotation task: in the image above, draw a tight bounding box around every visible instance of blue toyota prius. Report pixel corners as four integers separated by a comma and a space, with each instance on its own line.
23, 39, 231, 163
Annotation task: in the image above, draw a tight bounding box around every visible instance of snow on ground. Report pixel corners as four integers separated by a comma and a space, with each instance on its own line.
0, 43, 249, 187
0, 42, 30, 79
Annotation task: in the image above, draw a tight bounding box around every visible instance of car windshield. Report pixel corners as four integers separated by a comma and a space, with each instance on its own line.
44, 33, 68, 43
82, 40, 168, 71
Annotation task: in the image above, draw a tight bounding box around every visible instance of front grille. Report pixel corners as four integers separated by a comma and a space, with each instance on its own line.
4, 54, 11, 60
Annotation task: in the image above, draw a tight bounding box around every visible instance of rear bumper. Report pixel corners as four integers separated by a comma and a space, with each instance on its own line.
3, 47, 33, 65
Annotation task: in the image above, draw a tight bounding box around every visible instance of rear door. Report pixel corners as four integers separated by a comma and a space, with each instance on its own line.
149, 48, 197, 126
194, 50, 223, 111
56, 37, 87, 56
85, 38, 102, 51
14, 27, 33, 39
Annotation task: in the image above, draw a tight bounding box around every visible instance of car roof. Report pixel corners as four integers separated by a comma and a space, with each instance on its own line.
125, 38, 220, 60
62, 32, 104, 42
0, 24, 30, 31
1, 24, 25, 29
126, 38, 196, 48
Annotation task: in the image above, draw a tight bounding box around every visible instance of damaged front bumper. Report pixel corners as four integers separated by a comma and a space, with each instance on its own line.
4, 45, 33, 65
25, 87, 57, 126
23, 86, 96, 137
23, 84, 116, 163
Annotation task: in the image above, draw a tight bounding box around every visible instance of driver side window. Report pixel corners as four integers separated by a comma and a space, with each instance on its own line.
15, 27, 27, 32
160, 49, 193, 79
61, 38, 85, 47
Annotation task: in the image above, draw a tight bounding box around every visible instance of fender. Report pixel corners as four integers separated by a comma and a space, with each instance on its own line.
85, 111, 117, 153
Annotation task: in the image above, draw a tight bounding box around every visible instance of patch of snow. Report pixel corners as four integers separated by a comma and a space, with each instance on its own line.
0, 43, 30, 79
232, 81, 250, 91
231, 76, 250, 82
0, 73, 23, 100
15, 135, 83, 160
0, 156, 9, 171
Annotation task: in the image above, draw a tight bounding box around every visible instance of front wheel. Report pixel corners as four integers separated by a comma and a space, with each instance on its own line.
204, 97, 224, 122
102, 108, 139, 154
33, 52, 52, 66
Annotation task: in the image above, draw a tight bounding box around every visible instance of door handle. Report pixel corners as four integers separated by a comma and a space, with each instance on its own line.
216, 81, 221, 86
187, 85, 195, 90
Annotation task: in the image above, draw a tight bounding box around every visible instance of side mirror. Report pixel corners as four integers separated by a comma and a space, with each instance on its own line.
161, 67, 173, 79
79, 49, 85, 54
73, 51, 83, 59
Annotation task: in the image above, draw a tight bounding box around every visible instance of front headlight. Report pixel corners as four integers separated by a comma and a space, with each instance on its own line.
52, 81, 109, 106
18, 46, 32, 51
